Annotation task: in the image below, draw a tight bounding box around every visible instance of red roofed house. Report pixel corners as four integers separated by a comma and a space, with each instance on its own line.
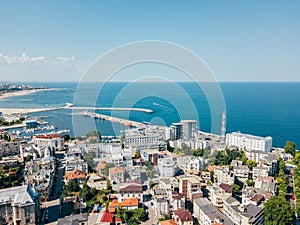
108, 198, 139, 213
33, 133, 64, 149
110, 181, 143, 202
99, 211, 122, 225
173, 208, 193, 225
64, 170, 86, 184
159, 219, 177, 225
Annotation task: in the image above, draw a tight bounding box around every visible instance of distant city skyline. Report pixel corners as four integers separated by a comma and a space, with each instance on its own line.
0, 1, 300, 82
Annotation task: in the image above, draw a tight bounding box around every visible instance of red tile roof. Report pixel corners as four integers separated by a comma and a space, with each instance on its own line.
219, 183, 233, 193
108, 198, 139, 208
173, 208, 193, 222
64, 170, 86, 180
35, 134, 62, 139
100, 211, 114, 223
160, 220, 177, 225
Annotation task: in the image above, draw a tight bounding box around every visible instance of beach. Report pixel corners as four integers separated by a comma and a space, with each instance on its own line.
0, 88, 52, 99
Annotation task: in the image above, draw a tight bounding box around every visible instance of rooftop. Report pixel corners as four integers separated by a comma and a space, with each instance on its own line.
35, 133, 62, 139
64, 170, 86, 180
109, 198, 139, 208
231, 204, 263, 222
228, 132, 272, 141
194, 198, 233, 225
173, 208, 193, 222
109, 167, 124, 175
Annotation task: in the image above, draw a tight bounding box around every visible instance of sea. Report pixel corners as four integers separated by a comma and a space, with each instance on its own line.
0, 82, 300, 148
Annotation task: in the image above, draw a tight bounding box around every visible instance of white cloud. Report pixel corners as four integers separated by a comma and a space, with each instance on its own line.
0, 53, 46, 64
0, 53, 89, 81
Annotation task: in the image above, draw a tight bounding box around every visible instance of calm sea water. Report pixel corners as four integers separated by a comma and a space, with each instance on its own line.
0, 82, 299, 148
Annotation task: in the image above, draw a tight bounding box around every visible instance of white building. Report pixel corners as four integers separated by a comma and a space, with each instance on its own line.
214, 166, 235, 185
193, 198, 233, 225
33, 134, 64, 149
226, 132, 272, 152
154, 197, 169, 217
181, 120, 198, 140
0, 185, 40, 225
158, 157, 176, 178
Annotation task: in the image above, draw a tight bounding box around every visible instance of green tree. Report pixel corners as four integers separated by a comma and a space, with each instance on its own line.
86, 130, 102, 142
192, 148, 204, 157
62, 134, 71, 142
101, 163, 114, 176
246, 159, 257, 170
231, 184, 241, 196
120, 134, 125, 149
83, 151, 96, 170
284, 141, 296, 157
246, 179, 255, 187
264, 195, 295, 225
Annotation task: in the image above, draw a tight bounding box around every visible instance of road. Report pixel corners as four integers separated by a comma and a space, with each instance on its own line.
141, 201, 157, 225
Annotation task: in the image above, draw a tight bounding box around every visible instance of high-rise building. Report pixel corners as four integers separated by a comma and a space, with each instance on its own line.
181, 120, 198, 140
170, 122, 183, 140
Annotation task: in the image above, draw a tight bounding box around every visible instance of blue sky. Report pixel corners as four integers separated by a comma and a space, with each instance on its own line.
0, 1, 299, 82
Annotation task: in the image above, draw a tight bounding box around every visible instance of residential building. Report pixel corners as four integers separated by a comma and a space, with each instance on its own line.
160, 220, 177, 225
108, 167, 125, 183
33, 133, 64, 149
87, 173, 107, 190
231, 160, 250, 183
179, 176, 203, 201
0, 141, 20, 158
224, 201, 264, 225
111, 181, 143, 202
169, 191, 185, 211
193, 198, 233, 225
65, 158, 88, 174
0, 185, 40, 225
252, 164, 272, 180
108, 198, 139, 213
155, 197, 169, 217
64, 170, 86, 184
181, 120, 198, 140
140, 149, 163, 165
214, 166, 235, 185
173, 208, 193, 225
24, 152, 55, 201
205, 183, 232, 208
226, 132, 272, 152
158, 157, 176, 178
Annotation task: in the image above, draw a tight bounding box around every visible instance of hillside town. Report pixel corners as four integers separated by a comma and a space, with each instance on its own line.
0, 111, 299, 225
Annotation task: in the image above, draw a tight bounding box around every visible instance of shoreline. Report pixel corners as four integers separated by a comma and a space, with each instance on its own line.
0, 88, 55, 100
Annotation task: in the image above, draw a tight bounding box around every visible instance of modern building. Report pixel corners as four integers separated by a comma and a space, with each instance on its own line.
181, 120, 198, 141
193, 198, 233, 225
226, 132, 272, 152
205, 183, 232, 208
179, 176, 203, 201
158, 157, 176, 178
214, 166, 235, 185
223, 200, 264, 225
0, 185, 40, 225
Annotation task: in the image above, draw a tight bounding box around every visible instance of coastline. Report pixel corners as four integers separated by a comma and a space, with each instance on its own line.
0, 88, 54, 100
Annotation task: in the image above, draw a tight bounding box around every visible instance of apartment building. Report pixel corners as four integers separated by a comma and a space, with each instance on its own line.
226, 132, 272, 152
